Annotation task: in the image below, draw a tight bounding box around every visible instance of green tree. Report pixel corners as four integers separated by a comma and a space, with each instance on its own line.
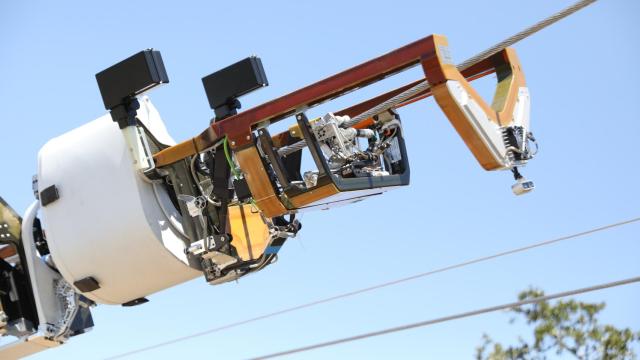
476, 288, 639, 360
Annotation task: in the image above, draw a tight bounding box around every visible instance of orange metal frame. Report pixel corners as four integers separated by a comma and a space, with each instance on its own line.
153, 34, 522, 172
422, 35, 526, 170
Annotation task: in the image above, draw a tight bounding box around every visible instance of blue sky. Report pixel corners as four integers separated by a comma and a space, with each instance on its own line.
1, 0, 639, 359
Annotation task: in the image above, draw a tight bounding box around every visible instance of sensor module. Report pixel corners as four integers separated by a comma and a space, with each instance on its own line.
202, 56, 268, 119
95, 49, 169, 111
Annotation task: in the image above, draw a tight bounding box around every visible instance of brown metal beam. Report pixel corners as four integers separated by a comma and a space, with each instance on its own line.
154, 35, 440, 167
0, 244, 17, 259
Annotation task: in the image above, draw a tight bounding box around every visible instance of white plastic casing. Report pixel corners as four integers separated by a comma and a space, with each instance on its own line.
37, 97, 199, 305
444, 81, 531, 169
445, 80, 508, 168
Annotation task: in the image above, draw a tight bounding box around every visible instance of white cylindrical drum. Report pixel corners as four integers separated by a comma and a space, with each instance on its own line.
37, 98, 199, 305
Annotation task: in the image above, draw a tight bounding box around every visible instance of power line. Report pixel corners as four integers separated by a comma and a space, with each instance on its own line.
278, 0, 597, 156
105, 216, 640, 359
249, 275, 640, 359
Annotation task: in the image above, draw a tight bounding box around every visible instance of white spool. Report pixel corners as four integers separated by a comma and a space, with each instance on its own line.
37, 98, 199, 305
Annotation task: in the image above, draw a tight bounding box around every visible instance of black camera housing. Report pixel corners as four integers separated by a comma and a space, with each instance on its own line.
96, 50, 169, 128
96, 49, 169, 110
202, 56, 268, 120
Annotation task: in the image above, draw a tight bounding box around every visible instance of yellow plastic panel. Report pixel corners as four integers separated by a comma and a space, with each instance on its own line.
228, 204, 271, 261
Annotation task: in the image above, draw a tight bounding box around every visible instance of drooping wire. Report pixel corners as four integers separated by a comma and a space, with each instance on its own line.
249, 275, 640, 359
224, 136, 241, 180
223, 136, 261, 211
103, 216, 639, 360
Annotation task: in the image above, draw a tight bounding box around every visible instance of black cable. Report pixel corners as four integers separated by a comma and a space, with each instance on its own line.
249, 276, 640, 359
104, 216, 640, 359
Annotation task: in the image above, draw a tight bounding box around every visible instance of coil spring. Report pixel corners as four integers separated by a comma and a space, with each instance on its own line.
501, 127, 517, 164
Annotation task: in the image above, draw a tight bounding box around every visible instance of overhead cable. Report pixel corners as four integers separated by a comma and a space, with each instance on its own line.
105, 216, 638, 359
250, 275, 640, 359
277, 0, 598, 157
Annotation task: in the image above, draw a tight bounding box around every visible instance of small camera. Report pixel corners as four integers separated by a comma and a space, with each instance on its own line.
202, 56, 268, 120
96, 49, 169, 128
512, 177, 535, 196
96, 49, 169, 111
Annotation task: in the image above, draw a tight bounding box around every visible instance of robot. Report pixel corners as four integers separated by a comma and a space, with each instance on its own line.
0, 34, 536, 358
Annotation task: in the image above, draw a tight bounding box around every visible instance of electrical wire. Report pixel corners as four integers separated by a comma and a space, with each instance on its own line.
188, 140, 225, 207
223, 136, 261, 210
224, 136, 241, 180
249, 275, 640, 360
190, 154, 219, 206
103, 216, 639, 359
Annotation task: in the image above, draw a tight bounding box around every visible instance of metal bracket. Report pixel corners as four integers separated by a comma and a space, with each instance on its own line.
421, 34, 530, 171
39, 185, 59, 207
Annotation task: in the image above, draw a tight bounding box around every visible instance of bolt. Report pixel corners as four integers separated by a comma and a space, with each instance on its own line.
231, 141, 236, 146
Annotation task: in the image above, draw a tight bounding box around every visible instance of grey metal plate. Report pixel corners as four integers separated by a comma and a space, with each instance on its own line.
0, 197, 22, 242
